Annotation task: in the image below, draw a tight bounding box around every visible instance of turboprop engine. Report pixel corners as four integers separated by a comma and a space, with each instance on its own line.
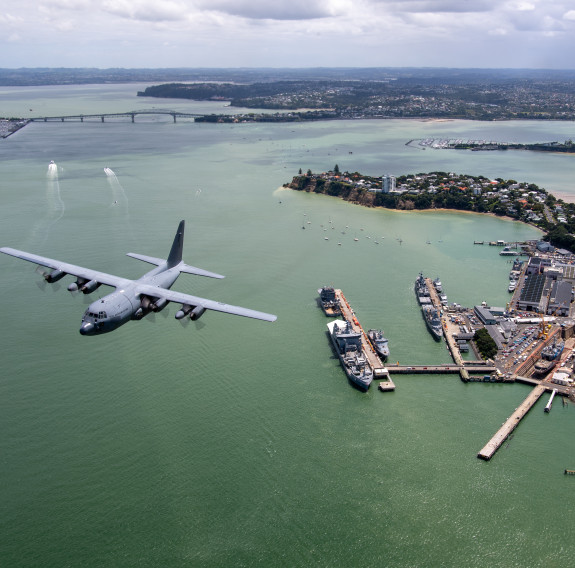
44, 269, 66, 283
67, 277, 101, 294
175, 304, 206, 321
150, 298, 169, 313
190, 306, 206, 321
80, 280, 101, 294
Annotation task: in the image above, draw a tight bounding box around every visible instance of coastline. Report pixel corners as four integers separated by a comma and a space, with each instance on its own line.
285, 177, 547, 237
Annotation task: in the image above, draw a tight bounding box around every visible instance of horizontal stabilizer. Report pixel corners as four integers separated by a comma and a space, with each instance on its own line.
126, 253, 166, 266
179, 264, 225, 279
127, 253, 224, 278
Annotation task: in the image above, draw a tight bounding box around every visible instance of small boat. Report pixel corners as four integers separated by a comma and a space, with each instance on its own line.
433, 277, 443, 293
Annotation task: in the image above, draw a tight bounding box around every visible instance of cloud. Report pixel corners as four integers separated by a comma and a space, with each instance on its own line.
3, 0, 575, 68
101, 0, 188, 22
195, 0, 342, 21
374, 0, 499, 13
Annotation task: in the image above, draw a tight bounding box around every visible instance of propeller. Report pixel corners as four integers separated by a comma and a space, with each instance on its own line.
145, 307, 171, 323
144, 312, 156, 324
34, 265, 61, 292
34, 265, 49, 291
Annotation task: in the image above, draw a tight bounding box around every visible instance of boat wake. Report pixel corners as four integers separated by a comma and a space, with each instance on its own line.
104, 167, 130, 210
31, 161, 66, 246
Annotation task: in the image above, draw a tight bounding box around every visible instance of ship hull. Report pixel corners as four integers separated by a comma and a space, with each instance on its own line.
422, 306, 443, 341
327, 320, 373, 391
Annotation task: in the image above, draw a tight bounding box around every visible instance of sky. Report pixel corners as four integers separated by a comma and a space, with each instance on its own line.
3, 0, 575, 69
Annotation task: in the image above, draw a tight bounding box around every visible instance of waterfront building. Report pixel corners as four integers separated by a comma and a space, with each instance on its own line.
382, 174, 396, 193
536, 241, 555, 253
474, 305, 497, 325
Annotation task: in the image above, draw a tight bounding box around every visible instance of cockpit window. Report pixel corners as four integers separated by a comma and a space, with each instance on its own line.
83, 311, 105, 320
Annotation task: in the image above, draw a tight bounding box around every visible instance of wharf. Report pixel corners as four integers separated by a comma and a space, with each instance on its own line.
387, 364, 496, 374
378, 369, 396, 392
334, 289, 394, 390
423, 277, 470, 381
477, 384, 546, 460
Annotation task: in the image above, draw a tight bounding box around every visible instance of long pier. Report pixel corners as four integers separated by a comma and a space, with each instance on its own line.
334, 289, 394, 390
477, 383, 546, 460
387, 364, 496, 374
423, 277, 476, 381
476, 337, 575, 460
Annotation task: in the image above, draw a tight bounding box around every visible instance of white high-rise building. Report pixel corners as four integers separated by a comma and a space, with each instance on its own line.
382, 175, 396, 193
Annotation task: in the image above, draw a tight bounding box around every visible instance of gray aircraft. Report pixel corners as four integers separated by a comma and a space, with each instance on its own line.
0, 220, 277, 335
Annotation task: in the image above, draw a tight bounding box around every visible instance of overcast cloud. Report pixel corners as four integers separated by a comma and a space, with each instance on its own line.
3, 0, 575, 68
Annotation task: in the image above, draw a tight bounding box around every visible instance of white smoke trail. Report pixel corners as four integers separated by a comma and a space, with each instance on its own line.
35, 161, 66, 246
104, 167, 130, 210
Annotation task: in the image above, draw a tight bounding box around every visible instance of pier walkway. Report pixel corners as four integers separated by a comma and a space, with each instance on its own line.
386, 364, 496, 374
424, 277, 471, 380
334, 289, 394, 390
477, 384, 546, 460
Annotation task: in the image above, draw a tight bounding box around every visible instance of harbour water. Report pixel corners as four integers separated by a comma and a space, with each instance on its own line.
1, 85, 574, 566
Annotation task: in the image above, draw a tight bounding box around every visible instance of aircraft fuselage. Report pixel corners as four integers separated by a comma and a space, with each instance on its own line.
80, 264, 180, 335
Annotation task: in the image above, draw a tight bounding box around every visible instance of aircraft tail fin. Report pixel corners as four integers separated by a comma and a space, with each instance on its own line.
128, 220, 224, 278
167, 220, 185, 269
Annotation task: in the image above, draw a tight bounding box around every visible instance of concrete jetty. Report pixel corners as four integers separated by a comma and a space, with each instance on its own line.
334, 289, 394, 390
424, 277, 470, 381
477, 383, 546, 460
544, 389, 557, 413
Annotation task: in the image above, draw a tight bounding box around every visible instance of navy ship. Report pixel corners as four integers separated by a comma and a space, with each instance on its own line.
532, 358, 555, 378
415, 272, 431, 305
422, 305, 443, 341
327, 319, 373, 391
541, 340, 564, 361
318, 286, 342, 317
367, 329, 390, 360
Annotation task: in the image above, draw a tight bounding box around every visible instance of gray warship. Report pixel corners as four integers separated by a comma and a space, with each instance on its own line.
422, 305, 443, 341
327, 319, 374, 391
367, 329, 390, 360
318, 286, 342, 317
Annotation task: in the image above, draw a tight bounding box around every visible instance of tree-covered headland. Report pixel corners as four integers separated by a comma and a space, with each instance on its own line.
286, 168, 575, 253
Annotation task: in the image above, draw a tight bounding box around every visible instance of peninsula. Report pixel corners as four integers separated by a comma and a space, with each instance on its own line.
286, 168, 575, 253
136, 68, 575, 121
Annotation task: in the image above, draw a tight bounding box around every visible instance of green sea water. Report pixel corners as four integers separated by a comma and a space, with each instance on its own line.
1, 85, 574, 567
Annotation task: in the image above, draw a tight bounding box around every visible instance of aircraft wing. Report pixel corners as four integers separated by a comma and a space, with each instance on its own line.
136, 283, 277, 322
0, 247, 129, 289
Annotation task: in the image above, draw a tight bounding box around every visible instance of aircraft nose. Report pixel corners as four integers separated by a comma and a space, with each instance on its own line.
79, 322, 95, 336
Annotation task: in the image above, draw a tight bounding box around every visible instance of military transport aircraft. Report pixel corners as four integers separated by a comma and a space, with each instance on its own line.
0, 220, 277, 335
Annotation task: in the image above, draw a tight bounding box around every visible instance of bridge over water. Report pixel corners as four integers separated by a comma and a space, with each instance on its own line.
29, 109, 203, 123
